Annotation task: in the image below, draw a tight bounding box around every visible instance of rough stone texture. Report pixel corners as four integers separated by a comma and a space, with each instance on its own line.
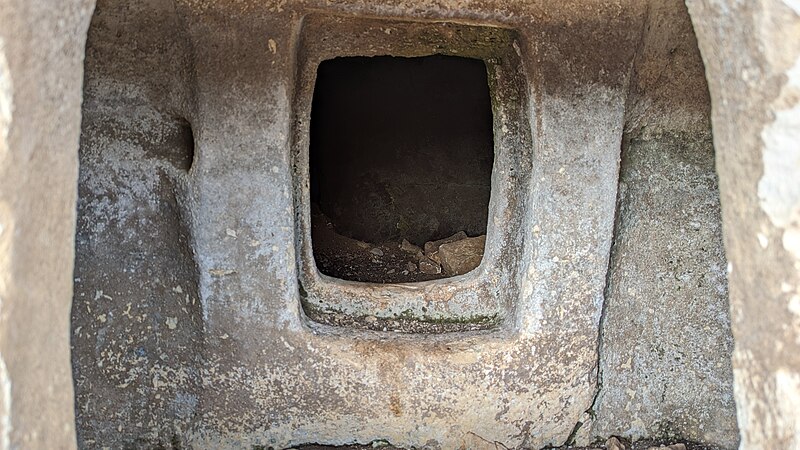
686, 0, 800, 448
13, 0, 800, 448
66, 0, 748, 448
587, 1, 738, 448
72, 0, 647, 447
294, 17, 531, 330
199, 0, 632, 444
71, 0, 203, 446
590, 134, 736, 447
424, 231, 468, 256
439, 235, 486, 276
0, 0, 95, 448
417, 256, 441, 275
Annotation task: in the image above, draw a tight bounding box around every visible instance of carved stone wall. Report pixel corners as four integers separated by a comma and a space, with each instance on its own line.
2, 0, 798, 449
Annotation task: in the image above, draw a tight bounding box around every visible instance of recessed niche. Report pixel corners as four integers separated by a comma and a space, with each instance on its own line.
292, 15, 531, 331
168, 117, 195, 172
309, 55, 494, 284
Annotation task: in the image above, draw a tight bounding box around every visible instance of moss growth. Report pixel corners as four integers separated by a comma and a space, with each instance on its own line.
421, 313, 499, 325
301, 298, 499, 328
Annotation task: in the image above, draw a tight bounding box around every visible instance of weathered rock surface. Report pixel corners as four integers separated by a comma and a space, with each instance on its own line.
8, 0, 800, 447
439, 235, 486, 276
587, 1, 738, 447
423, 231, 468, 255
686, 0, 800, 447
399, 239, 423, 257
72, 1, 638, 446
417, 256, 442, 275
606, 436, 626, 450
0, 0, 94, 448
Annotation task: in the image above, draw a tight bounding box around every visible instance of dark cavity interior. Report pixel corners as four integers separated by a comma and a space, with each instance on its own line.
309, 55, 494, 283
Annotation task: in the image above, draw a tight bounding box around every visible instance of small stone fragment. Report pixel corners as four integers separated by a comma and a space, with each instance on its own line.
605, 436, 626, 450
400, 239, 423, 256
439, 235, 486, 276
386, 269, 395, 274
424, 231, 468, 256
370, 248, 384, 256
406, 262, 417, 272
355, 241, 370, 249
165, 317, 178, 330
418, 257, 442, 275
646, 445, 686, 450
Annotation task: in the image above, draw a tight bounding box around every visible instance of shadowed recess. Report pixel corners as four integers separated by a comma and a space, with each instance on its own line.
309, 55, 494, 283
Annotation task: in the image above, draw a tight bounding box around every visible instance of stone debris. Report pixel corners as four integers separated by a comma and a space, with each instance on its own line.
646, 445, 686, 450
418, 256, 442, 275
605, 437, 626, 450
423, 230, 468, 255
400, 239, 424, 257
312, 203, 486, 282
427, 249, 442, 264
439, 235, 486, 276
412, 232, 487, 277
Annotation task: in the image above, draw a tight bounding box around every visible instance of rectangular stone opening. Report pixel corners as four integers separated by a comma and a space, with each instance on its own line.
292, 16, 531, 332
309, 55, 493, 284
